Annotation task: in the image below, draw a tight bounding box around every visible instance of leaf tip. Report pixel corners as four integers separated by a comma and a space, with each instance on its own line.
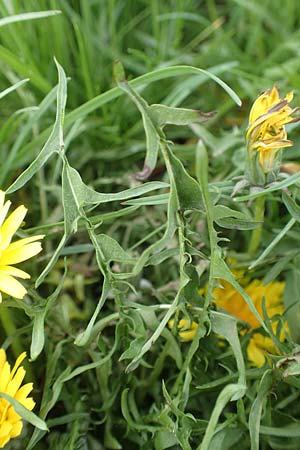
113, 60, 126, 83
135, 164, 152, 181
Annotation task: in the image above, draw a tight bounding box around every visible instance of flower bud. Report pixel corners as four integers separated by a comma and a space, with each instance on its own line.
245, 86, 299, 185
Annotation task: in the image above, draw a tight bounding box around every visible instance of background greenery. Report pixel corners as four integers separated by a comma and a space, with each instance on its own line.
1, 1, 300, 449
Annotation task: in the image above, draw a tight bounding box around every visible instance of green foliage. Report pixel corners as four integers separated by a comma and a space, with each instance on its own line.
1, 2, 300, 450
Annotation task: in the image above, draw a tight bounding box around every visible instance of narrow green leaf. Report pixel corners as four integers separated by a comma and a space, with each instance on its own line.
149, 104, 214, 127
263, 253, 294, 285
234, 173, 300, 202
260, 424, 300, 437
20, 63, 241, 158
249, 370, 273, 450
31, 267, 67, 359
211, 311, 246, 394
198, 384, 246, 450
114, 63, 160, 179
212, 256, 269, 333
0, 84, 58, 185
215, 217, 262, 230
0, 78, 29, 99
35, 234, 67, 288
0, 10, 61, 27
30, 313, 45, 361
249, 218, 296, 270
124, 193, 169, 206
0, 45, 51, 93
7, 59, 67, 193
282, 191, 300, 222
0, 392, 48, 431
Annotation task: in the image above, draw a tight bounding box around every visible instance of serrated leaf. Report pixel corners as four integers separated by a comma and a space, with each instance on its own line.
94, 234, 134, 264
64, 160, 169, 206
36, 156, 167, 285
166, 145, 203, 211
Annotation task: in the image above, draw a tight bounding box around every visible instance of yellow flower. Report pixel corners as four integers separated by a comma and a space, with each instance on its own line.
168, 318, 199, 342
0, 191, 44, 301
0, 349, 35, 448
213, 276, 287, 367
246, 86, 299, 180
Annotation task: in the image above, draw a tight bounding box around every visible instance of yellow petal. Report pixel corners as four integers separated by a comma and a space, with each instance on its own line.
10, 421, 22, 438
179, 328, 198, 342
0, 242, 43, 266
10, 420, 23, 438
0, 205, 27, 250
10, 352, 26, 379
247, 338, 266, 367
7, 406, 21, 424
0, 349, 6, 371
6, 368, 26, 397
0, 421, 12, 444
0, 266, 30, 280
14, 382, 34, 405
3, 235, 45, 252
0, 362, 11, 392
0, 273, 27, 299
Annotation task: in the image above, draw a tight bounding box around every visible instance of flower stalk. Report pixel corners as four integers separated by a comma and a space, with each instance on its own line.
248, 195, 266, 256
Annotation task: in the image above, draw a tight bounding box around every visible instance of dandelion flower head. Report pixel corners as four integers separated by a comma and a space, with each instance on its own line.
213, 273, 287, 367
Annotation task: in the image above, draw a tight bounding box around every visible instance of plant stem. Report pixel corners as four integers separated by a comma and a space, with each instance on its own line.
0, 304, 24, 357
248, 195, 266, 256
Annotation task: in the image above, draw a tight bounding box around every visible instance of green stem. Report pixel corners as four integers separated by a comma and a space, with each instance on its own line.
0, 304, 35, 383
0, 304, 23, 357
248, 195, 266, 256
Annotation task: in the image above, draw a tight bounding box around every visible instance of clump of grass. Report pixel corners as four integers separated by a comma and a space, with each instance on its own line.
1, 2, 300, 449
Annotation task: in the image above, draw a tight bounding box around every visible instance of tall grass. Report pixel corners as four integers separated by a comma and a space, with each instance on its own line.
1, 1, 300, 449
